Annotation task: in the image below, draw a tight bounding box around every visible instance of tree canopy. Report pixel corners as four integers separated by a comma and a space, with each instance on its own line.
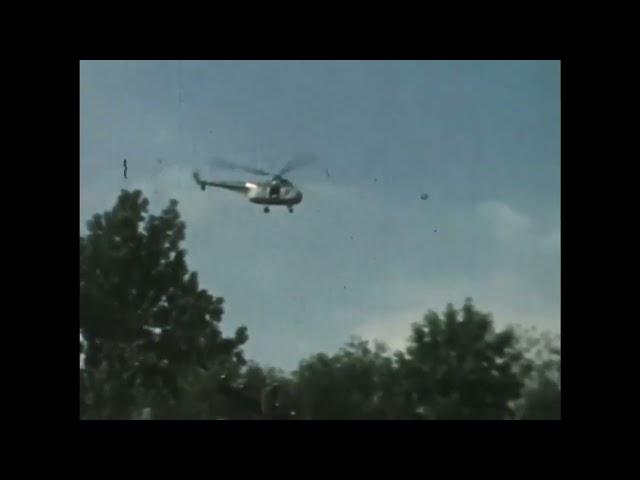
80, 190, 248, 419
80, 190, 560, 420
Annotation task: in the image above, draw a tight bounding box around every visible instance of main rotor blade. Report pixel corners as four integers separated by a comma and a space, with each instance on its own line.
278, 152, 317, 176
210, 157, 272, 176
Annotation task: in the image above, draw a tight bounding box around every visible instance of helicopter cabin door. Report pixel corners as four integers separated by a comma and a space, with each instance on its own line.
268, 184, 281, 199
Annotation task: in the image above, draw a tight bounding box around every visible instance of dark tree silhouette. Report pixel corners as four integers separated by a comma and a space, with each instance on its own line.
395, 299, 531, 419
293, 338, 401, 420
79, 191, 560, 420
80, 190, 248, 419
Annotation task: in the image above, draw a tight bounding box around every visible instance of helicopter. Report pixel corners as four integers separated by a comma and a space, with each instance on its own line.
193, 154, 313, 213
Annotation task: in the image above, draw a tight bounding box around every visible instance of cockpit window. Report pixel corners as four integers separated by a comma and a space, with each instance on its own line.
269, 185, 281, 197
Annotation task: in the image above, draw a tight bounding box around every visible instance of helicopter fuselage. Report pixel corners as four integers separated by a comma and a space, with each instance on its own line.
246, 180, 303, 206
194, 170, 304, 212
201, 178, 303, 206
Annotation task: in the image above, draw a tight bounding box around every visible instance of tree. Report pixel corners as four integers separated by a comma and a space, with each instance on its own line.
287, 300, 548, 420
80, 190, 248, 419
293, 337, 398, 419
79, 193, 560, 420
397, 299, 530, 419
511, 328, 561, 420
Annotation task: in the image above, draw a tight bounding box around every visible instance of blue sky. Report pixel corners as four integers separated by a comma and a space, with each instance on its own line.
80, 60, 560, 370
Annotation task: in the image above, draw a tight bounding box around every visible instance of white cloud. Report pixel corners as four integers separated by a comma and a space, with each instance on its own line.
316, 200, 560, 356
353, 307, 424, 351
352, 270, 560, 353
476, 200, 560, 257
477, 200, 533, 241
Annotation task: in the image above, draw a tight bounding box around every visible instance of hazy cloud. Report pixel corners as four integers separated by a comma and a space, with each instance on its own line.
477, 200, 533, 240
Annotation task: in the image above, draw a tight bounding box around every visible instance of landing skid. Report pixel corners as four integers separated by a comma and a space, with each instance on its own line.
262, 206, 294, 213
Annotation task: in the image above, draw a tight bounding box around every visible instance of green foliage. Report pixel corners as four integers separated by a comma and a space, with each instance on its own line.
293, 337, 410, 419
399, 299, 527, 419
511, 327, 561, 419
80, 190, 248, 419
80, 191, 560, 420
288, 299, 544, 420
